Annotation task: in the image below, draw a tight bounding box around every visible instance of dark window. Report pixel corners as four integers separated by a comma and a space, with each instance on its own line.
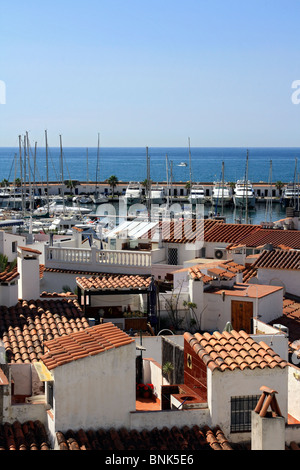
12, 241, 17, 253
47, 382, 54, 409
168, 248, 178, 265
230, 395, 260, 432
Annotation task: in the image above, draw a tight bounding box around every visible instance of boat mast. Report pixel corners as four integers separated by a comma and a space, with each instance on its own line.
245, 150, 249, 224
13, 153, 17, 208
188, 137, 192, 192
221, 161, 224, 216
86, 148, 89, 182
59, 134, 65, 214
26, 131, 33, 242
165, 154, 169, 207
18, 135, 24, 214
265, 160, 273, 222
293, 157, 298, 209
95, 132, 100, 197
146, 146, 151, 220
45, 130, 50, 213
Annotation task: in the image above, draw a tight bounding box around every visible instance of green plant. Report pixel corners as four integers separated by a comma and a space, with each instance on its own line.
0, 253, 8, 272
106, 175, 119, 198
162, 362, 174, 384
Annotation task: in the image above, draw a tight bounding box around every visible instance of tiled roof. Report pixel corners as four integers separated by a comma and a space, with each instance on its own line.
18, 246, 42, 255
40, 323, 134, 370
189, 259, 245, 283
0, 265, 19, 283
204, 223, 260, 243
55, 425, 235, 450
0, 420, 50, 450
235, 228, 300, 249
252, 249, 300, 270
184, 330, 287, 372
140, 218, 223, 244
0, 299, 90, 364
189, 268, 213, 283
76, 274, 152, 291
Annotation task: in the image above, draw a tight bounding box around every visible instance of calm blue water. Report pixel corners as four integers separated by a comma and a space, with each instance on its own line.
1, 146, 300, 184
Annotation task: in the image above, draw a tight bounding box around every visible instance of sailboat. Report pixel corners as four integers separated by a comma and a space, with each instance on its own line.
233, 151, 256, 209
212, 162, 233, 207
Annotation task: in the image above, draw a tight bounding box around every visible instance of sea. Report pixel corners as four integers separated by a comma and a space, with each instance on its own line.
1, 146, 300, 225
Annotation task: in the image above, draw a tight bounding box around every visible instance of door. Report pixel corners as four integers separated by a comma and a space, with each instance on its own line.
231, 300, 253, 333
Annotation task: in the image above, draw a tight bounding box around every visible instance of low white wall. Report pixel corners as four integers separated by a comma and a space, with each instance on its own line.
130, 407, 211, 432
288, 363, 300, 421
258, 268, 300, 296
4, 402, 47, 426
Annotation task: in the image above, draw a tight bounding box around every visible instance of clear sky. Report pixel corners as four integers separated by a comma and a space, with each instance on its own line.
0, 0, 300, 147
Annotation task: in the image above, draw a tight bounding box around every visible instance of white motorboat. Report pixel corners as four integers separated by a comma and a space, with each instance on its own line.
122, 182, 142, 204
189, 184, 206, 204
49, 202, 92, 215
282, 183, 300, 207
149, 185, 166, 205
93, 193, 109, 204
178, 162, 187, 167
233, 180, 256, 208
49, 214, 82, 234
212, 182, 233, 206
77, 195, 93, 204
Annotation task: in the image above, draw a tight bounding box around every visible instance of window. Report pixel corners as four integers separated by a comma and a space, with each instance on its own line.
168, 248, 178, 265
230, 395, 260, 432
47, 381, 54, 409
12, 241, 17, 253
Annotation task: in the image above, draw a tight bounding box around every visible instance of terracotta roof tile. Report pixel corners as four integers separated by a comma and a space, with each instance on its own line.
140, 218, 223, 244
0, 420, 50, 450
18, 246, 42, 255
235, 228, 300, 250
76, 274, 152, 291
40, 322, 134, 370
251, 248, 300, 270
0, 265, 19, 283
55, 424, 234, 450
0, 299, 90, 364
204, 223, 260, 243
184, 330, 287, 372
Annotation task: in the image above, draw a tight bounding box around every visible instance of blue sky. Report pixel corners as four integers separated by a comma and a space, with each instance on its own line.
0, 0, 300, 147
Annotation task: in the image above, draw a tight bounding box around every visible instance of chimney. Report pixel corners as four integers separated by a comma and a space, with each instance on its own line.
251, 386, 285, 450
17, 246, 41, 300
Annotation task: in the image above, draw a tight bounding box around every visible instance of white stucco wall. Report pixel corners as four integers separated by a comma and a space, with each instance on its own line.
0, 231, 26, 262
257, 268, 300, 296
0, 283, 18, 308
201, 287, 283, 333
17, 255, 40, 300
48, 342, 136, 434
207, 365, 288, 442
287, 363, 300, 421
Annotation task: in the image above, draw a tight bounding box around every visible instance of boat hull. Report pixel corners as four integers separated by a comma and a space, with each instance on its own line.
233, 195, 256, 208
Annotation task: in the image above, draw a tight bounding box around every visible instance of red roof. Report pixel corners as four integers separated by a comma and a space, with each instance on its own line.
252, 249, 300, 270
235, 229, 300, 249
40, 322, 134, 370
184, 329, 287, 372
204, 223, 260, 243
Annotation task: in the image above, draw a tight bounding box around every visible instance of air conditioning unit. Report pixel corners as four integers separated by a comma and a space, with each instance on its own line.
273, 324, 289, 336
214, 247, 226, 259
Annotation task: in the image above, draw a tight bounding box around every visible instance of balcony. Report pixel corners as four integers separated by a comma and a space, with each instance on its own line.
45, 245, 155, 275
